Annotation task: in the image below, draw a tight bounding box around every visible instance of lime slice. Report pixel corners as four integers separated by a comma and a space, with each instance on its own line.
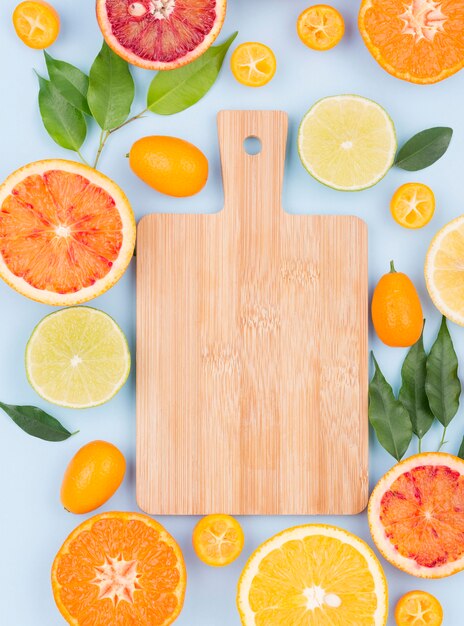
25, 307, 130, 409
298, 95, 397, 191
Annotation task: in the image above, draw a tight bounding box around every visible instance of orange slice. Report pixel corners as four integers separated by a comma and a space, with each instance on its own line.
230, 42, 276, 87
0, 160, 135, 306
359, 0, 464, 84
391, 183, 435, 229
237, 524, 388, 626
297, 5, 345, 51
425, 215, 464, 325
13, 1, 60, 49
52, 512, 186, 626
395, 591, 443, 626
193, 514, 244, 567
369, 453, 464, 578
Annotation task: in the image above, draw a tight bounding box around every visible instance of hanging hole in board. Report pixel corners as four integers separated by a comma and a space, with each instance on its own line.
243, 136, 262, 156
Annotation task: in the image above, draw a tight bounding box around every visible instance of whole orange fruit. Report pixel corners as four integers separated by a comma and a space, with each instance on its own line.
60, 440, 126, 514
129, 136, 208, 197
371, 261, 423, 347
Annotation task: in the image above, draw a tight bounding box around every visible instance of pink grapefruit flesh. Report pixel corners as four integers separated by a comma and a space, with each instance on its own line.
369, 453, 464, 578
0, 160, 135, 306
96, 0, 227, 70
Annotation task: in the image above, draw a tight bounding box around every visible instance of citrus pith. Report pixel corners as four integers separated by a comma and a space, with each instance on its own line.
0, 159, 135, 306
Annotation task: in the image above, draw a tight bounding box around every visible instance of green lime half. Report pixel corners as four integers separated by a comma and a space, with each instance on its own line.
298, 94, 397, 191
25, 307, 131, 409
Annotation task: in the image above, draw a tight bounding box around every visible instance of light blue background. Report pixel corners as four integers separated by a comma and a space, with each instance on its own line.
1, 1, 464, 624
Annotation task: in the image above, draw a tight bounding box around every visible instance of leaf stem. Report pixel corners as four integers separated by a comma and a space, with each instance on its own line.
76, 149, 90, 167
438, 426, 448, 452
418, 438, 422, 454
93, 130, 110, 169
91, 109, 148, 169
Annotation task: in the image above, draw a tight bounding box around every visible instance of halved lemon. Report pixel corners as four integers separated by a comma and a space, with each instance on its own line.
298, 95, 396, 191
237, 524, 388, 626
425, 215, 464, 325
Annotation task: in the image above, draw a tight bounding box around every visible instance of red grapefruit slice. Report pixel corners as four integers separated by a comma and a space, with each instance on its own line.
96, 0, 227, 70
0, 160, 135, 306
369, 453, 464, 578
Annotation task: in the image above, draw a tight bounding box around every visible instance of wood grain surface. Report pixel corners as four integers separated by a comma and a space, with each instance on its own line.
137, 110, 368, 515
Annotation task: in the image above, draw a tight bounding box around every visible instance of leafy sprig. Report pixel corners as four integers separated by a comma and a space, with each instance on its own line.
36, 33, 238, 169
370, 317, 462, 460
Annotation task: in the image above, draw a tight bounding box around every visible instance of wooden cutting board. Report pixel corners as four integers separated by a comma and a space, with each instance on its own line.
136, 110, 368, 516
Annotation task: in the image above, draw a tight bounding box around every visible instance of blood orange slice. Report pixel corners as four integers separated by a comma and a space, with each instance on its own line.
52, 512, 186, 626
96, 0, 227, 70
0, 160, 135, 306
369, 453, 464, 578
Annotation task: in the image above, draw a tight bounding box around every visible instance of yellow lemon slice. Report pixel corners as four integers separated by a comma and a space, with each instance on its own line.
237, 524, 388, 626
425, 216, 464, 326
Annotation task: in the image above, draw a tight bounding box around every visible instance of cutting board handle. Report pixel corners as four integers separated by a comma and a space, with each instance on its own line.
217, 110, 288, 213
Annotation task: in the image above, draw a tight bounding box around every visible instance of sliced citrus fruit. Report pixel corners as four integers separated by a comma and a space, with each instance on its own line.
298, 95, 396, 191
52, 511, 186, 626
395, 590, 443, 626
425, 215, 464, 325
26, 307, 131, 409
237, 524, 388, 626
230, 42, 276, 87
297, 5, 345, 51
96, 0, 227, 70
359, 0, 464, 84
193, 514, 244, 567
391, 183, 435, 229
0, 159, 135, 306
369, 453, 464, 578
13, 1, 60, 49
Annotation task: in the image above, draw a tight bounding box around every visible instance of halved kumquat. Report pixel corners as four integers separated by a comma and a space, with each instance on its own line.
395, 590, 443, 626
13, 0, 60, 49
193, 514, 244, 567
297, 5, 345, 51
230, 42, 276, 87
391, 183, 435, 229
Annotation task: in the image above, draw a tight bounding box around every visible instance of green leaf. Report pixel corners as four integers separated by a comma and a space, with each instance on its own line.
369, 354, 413, 461
88, 41, 134, 130
395, 127, 453, 171
0, 402, 76, 442
458, 437, 464, 460
426, 316, 461, 426
37, 74, 87, 151
147, 32, 238, 115
44, 52, 91, 116
399, 324, 435, 440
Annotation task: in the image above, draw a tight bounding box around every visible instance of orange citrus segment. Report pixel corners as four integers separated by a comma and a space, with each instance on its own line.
359, 0, 464, 84
230, 42, 276, 87
13, 1, 60, 49
297, 5, 345, 51
425, 215, 464, 326
0, 160, 135, 306
391, 183, 435, 229
395, 591, 443, 626
237, 525, 388, 626
52, 512, 186, 626
193, 514, 244, 567
369, 453, 464, 578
